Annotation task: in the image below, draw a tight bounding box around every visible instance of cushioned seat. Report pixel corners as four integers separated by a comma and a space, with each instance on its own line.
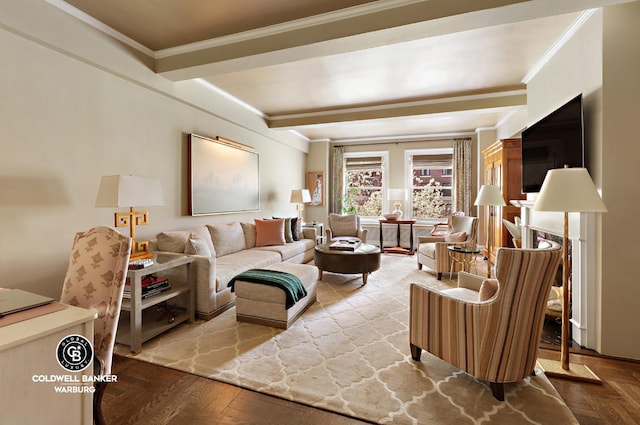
325, 213, 368, 243
233, 263, 318, 329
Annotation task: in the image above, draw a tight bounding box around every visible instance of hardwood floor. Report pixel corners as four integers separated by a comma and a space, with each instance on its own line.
104, 348, 640, 425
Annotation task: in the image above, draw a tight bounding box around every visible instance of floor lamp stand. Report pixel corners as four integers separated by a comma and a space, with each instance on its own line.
537, 211, 601, 384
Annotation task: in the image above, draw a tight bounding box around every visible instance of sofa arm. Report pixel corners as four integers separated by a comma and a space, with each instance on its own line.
302, 227, 316, 240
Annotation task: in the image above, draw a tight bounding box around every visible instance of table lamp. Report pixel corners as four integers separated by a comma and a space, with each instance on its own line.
388, 188, 408, 218
290, 189, 311, 221
95, 175, 165, 261
474, 185, 505, 278
534, 166, 606, 383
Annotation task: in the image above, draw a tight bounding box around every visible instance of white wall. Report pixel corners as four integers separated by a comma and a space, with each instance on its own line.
0, 1, 308, 298
525, 3, 640, 359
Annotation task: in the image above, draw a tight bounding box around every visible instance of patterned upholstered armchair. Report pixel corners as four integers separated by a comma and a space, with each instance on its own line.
60, 226, 131, 425
409, 246, 562, 401
325, 213, 368, 243
416, 215, 478, 279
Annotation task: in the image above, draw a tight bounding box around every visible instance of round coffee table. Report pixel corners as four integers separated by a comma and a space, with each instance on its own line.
314, 243, 381, 284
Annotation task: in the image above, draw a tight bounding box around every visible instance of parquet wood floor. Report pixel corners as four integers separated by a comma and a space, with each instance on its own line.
104, 349, 640, 425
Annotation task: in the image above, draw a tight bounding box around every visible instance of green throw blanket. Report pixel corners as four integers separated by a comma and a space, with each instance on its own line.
228, 269, 307, 309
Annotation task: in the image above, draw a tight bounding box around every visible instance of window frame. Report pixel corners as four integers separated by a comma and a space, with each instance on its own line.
342, 151, 389, 218
404, 148, 454, 221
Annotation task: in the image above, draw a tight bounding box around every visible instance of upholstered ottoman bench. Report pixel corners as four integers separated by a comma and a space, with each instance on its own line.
231, 263, 318, 329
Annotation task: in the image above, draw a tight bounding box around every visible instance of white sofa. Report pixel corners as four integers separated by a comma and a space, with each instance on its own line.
150, 219, 316, 320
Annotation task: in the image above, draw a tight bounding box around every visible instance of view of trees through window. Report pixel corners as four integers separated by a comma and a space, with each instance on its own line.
342, 156, 383, 216
411, 153, 453, 219
341, 152, 453, 219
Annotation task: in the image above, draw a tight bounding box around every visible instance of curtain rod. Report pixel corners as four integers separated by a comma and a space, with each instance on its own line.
332, 136, 471, 148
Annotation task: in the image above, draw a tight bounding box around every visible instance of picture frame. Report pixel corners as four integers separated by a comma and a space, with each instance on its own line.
307, 171, 324, 207
188, 134, 260, 215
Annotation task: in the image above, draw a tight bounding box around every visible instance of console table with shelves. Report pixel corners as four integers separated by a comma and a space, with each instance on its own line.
117, 254, 194, 354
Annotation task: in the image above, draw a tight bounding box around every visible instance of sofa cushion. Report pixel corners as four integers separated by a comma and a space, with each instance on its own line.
207, 222, 245, 257
241, 222, 256, 249
273, 217, 295, 243
255, 218, 286, 246
252, 239, 314, 261
216, 249, 281, 291
157, 231, 189, 253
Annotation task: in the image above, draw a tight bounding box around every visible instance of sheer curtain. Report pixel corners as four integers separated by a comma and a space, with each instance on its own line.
452, 138, 472, 215
331, 146, 344, 214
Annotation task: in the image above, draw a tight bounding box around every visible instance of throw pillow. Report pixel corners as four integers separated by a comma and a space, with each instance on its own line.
207, 222, 246, 257
255, 218, 286, 246
188, 226, 215, 255
273, 217, 294, 243
156, 231, 189, 253
445, 231, 467, 242
240, 222, 256, 249
290, 217, 299, 241
479, 279, 499, 301
184, 233, 213, 257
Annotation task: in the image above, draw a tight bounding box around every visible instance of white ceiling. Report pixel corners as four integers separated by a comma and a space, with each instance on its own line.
55, 0, 630, 143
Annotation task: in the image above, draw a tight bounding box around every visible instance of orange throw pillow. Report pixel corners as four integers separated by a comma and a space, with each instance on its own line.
255, 218, 286, 246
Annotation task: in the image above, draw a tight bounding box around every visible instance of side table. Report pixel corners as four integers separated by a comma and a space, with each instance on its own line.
117, 254, 194, 354
447, 245, 481, 280
379, 219, 416, 255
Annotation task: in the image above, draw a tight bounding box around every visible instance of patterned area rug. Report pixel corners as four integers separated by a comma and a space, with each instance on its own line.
116, 254, 577, 424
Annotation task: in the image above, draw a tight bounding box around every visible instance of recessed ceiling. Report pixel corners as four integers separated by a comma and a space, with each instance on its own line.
57, 0, 623, 143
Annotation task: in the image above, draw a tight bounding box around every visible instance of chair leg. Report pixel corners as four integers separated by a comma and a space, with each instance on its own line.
410, 343, 422, 361
418, 263, 422, 270
489, 382, 504, 401
437, 272, 442, 280
93, 381, 109, 425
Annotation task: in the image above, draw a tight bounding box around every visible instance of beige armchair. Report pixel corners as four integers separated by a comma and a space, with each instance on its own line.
325, 213, 368, 243
409, 245, 561, 401
416, 215, 478, 279
60, 226, 131, 425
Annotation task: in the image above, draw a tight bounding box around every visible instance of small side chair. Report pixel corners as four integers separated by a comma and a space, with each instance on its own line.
60, 226, 131, 425
325, 213, 368, 243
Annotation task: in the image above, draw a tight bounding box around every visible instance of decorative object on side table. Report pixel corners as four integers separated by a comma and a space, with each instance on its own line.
534, 166, 607, 384
474, 185, 506, 278
387, 188, 408, 218
95, 175, 164, 261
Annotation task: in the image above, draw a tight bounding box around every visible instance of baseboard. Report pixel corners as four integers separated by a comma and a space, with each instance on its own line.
197, 300, 235, 321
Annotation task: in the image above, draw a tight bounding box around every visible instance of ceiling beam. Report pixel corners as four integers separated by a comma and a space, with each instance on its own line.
155, 0, 529, 81
267, 87, 527, 129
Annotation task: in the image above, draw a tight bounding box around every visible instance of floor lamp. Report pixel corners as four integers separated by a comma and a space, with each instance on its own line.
534, 167, 607, 383
474, 185, 505, 278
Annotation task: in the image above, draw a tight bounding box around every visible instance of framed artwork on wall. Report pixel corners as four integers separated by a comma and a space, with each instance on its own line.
307, 171, 324, 207
188, 134, 260, 215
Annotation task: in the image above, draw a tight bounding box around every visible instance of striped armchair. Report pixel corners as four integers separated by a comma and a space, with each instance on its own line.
409, 246, 561, 401
417, 215, 478, 279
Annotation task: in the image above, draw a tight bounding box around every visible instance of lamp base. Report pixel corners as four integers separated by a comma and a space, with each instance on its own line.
537, 358, 602, 384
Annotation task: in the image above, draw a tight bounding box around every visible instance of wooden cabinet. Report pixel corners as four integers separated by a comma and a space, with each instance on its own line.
481, 138, 525, 261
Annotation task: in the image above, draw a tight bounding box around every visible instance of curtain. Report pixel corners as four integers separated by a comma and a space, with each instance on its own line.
331, 146, 344, 213
452, 138, 472, 215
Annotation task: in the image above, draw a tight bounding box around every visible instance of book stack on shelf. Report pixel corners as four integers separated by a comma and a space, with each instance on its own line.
329, 239, 360, 251
124, 275, 171, 299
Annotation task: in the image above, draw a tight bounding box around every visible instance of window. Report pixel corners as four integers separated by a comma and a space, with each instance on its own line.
342, 152, 387, 217
409, 150, 453, 219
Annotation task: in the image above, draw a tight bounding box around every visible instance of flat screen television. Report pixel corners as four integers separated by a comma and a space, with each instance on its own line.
521, 94, 584, 193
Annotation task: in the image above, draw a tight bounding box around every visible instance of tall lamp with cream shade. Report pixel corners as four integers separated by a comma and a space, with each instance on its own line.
95, 175, 165, 261
534, 166, 606, 383
290, 189, 311, 221
474, 185, 506, 278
